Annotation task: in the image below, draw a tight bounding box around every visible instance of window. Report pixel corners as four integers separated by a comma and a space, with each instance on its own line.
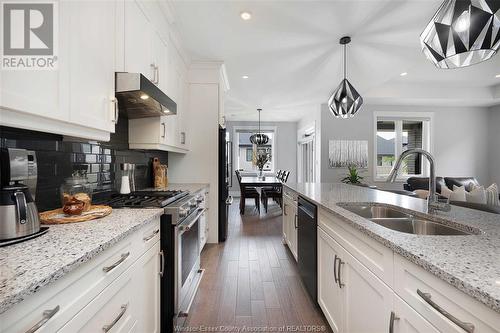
374, 113, 432, 180
235, 129, 275, 173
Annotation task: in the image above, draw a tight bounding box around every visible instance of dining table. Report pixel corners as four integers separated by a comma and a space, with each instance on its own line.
240, 176, 283, 214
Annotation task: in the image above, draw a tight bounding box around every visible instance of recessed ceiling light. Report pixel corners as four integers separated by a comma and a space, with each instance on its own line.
240, 11, 252, 20
400, 72, 408, 76
242, 75, 249, 79
496, 74, 500, 78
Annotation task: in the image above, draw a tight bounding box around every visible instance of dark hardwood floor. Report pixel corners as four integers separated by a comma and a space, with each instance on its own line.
182, 198, 331, 331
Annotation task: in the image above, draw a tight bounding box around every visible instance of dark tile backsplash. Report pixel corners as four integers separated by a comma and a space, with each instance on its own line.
0, 120, 167, 211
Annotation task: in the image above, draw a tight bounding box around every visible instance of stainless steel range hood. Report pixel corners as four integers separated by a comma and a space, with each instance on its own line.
115, 72, 176, 118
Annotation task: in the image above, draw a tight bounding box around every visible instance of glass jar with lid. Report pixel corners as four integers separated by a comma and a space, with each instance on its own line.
60, 170, 92, 211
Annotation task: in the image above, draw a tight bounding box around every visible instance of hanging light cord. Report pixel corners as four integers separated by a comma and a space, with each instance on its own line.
343, 43, 347, 80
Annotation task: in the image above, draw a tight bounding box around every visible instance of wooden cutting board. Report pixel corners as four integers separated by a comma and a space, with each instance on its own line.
40, 205, 112, 224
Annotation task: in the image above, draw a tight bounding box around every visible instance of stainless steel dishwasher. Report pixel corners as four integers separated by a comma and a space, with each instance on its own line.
297, 196, 318, 302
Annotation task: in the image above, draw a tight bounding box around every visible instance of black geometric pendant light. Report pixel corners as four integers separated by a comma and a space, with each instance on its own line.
420, 0, 500, 69
249, 108, 269, 145
327, 36, 363, 119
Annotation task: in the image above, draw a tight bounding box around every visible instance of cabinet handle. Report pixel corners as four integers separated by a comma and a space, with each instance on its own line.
337, 258, 345, 288
180, 131, 186, 144
389, 311, 399, 333
294, 214, 298, 229
102, 303, 128, 332
25, 305, 60, 333
161, 123, 166, 138
417, 289, 474, 333
143, 229, 159, 242
333, 255, 339, 285
283, 203, 287, 216
112, 98, 119, 124
159, 250, 165, 277
155, 65, 160, 84
102, 252, 130, 273
150, 63, 157, 84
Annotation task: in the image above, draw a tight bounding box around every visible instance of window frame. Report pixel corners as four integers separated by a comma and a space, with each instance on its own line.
233, 125, 277, 174
373, 111, 434, 182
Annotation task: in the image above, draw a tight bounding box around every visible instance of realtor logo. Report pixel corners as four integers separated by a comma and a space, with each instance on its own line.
1, 1, 58, 70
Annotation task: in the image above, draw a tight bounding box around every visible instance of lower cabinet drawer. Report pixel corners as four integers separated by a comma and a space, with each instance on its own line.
318, 207, 394, 287
394, 255, 500, 333
58, 263, 138, 333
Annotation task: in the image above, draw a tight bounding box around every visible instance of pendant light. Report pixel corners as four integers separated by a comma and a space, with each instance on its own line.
249, 108, 269, 145
328, 36, 363, 119
420, 0, 500, 69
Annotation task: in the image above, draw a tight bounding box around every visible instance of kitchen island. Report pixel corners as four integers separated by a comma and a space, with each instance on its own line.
284, 182, 500, 332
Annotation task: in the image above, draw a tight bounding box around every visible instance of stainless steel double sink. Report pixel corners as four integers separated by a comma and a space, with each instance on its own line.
339, 204, 473, 236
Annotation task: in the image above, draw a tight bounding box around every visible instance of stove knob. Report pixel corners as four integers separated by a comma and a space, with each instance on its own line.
179, 208, 188, 218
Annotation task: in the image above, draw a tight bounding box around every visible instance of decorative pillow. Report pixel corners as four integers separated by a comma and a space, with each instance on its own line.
414, 189, 429, 199
486, 183, 500, 206
465, 186, 487, 204
440, 186, 452, 199
449, 185, 467, 202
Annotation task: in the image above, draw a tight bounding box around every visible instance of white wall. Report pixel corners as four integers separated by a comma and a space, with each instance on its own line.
488, 105, 500, 186
318, 104, 491, 189
226, 121, 297, 195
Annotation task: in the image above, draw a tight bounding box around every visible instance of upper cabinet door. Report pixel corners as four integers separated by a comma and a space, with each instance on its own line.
124, 1, 154, 81
67, 0, 117, 132
152, 33, 169, 92
0, 2, 69, 122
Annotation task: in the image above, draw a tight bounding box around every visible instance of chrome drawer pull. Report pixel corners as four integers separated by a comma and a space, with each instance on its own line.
159, 250, 165, 277
102, 252, 130, 273
102, 303, 128, 332
143, 229, 159, 242
25, 305, 60, 333
337, 258, 345, 288
389, 311, 399, 333
417, 289, 474, 333
333, 255, 339, 285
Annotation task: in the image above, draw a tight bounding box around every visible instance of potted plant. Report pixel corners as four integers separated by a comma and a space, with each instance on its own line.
341, 165, 364, 185
253, 149, 271, 179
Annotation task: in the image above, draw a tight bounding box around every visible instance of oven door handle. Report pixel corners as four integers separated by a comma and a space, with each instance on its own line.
178, 208, 205, 234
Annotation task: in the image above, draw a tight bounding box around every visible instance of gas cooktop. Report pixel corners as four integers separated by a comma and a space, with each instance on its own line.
100, 190, 189, 208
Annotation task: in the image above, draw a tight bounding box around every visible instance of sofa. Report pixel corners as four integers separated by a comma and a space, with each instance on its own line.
404, 177, 500, 214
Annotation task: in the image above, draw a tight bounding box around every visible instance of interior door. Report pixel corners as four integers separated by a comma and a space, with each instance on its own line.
318, 228, 343, 333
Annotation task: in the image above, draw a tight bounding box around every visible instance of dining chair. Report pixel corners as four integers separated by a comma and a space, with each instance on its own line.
236, 170, 260, 214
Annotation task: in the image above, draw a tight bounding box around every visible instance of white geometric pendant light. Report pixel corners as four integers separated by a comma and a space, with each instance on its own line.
249, 108, 269, 145
328, 36, 363, 118
420, 0, 500, 69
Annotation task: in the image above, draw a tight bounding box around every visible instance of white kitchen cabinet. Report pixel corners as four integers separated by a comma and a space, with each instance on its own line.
124, 0, 154, 82
318, 228, 343, 333
393, 294, 440, 333
0, 0, 118, 140
318, 227, 393, 333
67, 0, 118, 133
133, 241, 161, 333
0, 218, 161, 333
282, 193, 298, 261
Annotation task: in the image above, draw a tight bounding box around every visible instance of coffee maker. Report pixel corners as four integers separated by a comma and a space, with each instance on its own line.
0, 148, 42, 241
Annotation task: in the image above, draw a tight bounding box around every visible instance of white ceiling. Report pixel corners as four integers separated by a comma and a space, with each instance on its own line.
171, 0, 500, 122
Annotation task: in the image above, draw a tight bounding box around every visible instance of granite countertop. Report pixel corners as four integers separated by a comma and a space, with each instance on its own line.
0, 208, 164, 315
284, 182, 500, 314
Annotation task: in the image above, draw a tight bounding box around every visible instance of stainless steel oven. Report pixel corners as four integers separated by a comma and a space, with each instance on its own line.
174, 206, 205, 319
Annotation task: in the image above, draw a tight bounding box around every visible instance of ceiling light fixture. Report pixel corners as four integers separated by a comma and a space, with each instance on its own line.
140, 94, 149, 100
242, 75, 249, 79
420, 0, 500, 69
327, 36, 363, 119
400, 72, 408, 76
249, 108, 269, 145
240, 11, 252, 20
